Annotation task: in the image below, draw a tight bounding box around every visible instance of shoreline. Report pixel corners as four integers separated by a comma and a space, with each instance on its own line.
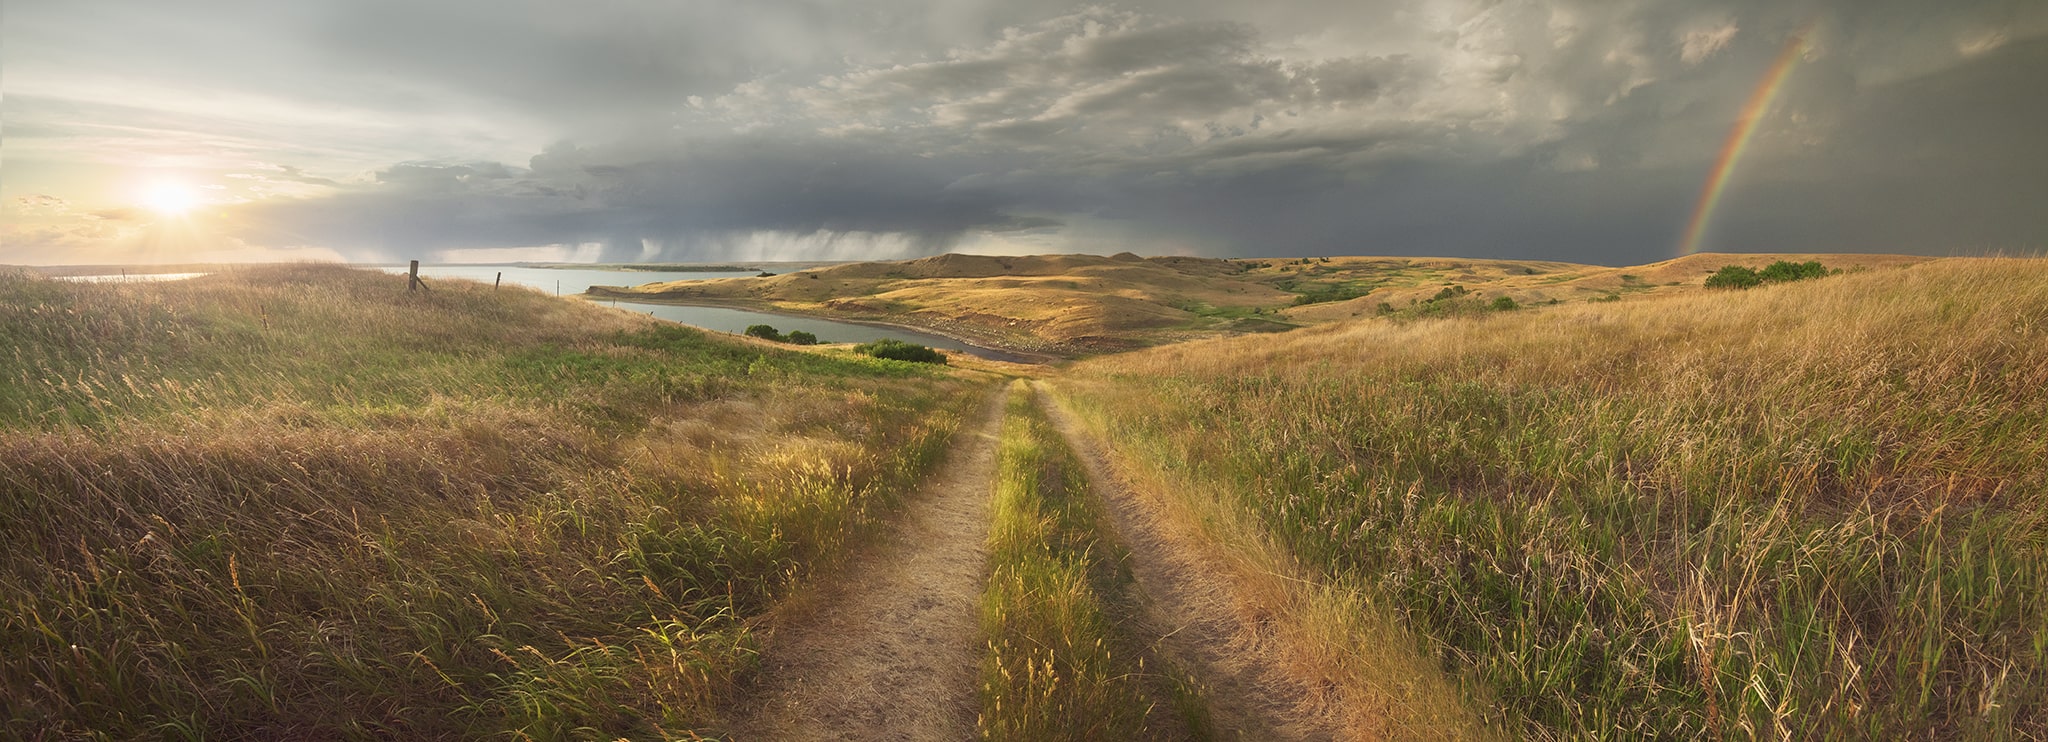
581, 290, 1062, 365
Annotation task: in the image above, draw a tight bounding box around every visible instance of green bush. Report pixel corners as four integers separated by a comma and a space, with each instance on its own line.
1430, 285, 1471, 302
744, 325, 823, 345
1490, 296, 1520, 311
854, 339, 947, 364
1708, 261, 1832, 289
1704, 265, 1763, 289
1759, 260, 1829, 282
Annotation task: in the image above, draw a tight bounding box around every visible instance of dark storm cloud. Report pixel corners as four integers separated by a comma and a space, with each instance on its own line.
13, 0, 2041, 263
233, 134, 1043, 262
1305, 56, 1419, 103
1706, 36, 2048, 253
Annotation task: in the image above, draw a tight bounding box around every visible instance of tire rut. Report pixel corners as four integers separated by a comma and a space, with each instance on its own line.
1033, 381, 1358, 741
719, 392, 1004, 741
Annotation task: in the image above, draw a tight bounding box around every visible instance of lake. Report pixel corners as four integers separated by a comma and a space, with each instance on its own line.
372, 264, 760, 296
381, 264, 1036, 363
608, 301, 1040, 361
54, 272, 209, 283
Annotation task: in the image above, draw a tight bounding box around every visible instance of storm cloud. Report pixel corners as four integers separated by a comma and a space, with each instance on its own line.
3, 0, 2043, 264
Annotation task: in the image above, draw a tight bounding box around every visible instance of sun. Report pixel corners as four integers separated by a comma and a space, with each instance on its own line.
142, 180, 201, 216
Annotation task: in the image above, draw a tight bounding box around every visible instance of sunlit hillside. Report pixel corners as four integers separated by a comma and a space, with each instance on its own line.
0, 265, 986, 737
597, 252, 1935, 357
1055, 257, 2048, 738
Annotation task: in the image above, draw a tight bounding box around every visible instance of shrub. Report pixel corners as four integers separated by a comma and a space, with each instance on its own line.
1704, 265, 1762, 289
1759, 260, 1828, 283
1430, 285, 1470, 302
854, 339, 947, 364
785, 330, 819, 346
1709, 261, 1832, 289
744, 324, 783, 341
1490, 296, 1520, 311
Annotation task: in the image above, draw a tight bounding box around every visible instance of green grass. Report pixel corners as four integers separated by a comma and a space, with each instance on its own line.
1260, 266, 1455, 308
1166, 298, 1262, 321
0, 265, 987, 738
1061, 259, 2048, 739
976, 383, 1192, 740
1286, 281, 1378, 306
1374, 284, 1526, 321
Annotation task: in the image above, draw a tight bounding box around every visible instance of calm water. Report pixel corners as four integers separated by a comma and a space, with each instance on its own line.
380, 264, 1033, 363
54, 272, 208, 283
606, 301, 987, 353
373, 264, 758, 296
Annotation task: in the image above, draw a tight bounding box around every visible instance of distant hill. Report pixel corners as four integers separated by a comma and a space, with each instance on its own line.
593, 252, 1939, 357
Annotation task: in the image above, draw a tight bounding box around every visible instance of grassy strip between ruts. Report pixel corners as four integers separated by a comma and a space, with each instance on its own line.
976, 381, 1202, 740
1061, 258, 2048, 739
0, 264, 990, 738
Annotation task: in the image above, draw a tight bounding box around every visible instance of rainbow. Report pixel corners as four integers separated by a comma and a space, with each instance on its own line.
1678, 27, 1813, 256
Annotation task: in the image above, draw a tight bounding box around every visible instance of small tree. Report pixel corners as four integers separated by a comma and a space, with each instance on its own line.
1758, 260, 1827, 283
785, 330, 819, 345
853, 339, 946, 364
1490, 295, 1520, 311
743, 324, 783, 341
1707, 261, 1832, 289
1704, 266, 1762, 289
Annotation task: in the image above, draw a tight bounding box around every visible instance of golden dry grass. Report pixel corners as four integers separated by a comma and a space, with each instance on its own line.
0, 265, 989, 737
596, 252, 1937, 357
599, 253, 1293, 354
1044, 384, 1493, 741
1058, 257, 2047, 738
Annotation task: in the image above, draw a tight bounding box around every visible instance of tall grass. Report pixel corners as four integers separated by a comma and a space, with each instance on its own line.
976, 383, 1183, 740
1060, 258, 2048, 739
0, 265, 986, 738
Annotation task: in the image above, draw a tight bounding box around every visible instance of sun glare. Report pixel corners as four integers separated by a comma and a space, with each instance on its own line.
143, 180, 200, 216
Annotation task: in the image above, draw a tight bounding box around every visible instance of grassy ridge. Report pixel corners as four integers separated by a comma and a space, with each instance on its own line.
976, 383, 1191, 740
1061, 259, 2048, 739
0, 265, 985, 737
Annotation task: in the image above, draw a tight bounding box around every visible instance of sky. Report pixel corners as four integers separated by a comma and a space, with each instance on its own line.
3, 0, 2044, 266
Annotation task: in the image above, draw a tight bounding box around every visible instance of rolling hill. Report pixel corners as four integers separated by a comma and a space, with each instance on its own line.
592, 252, 1935, 357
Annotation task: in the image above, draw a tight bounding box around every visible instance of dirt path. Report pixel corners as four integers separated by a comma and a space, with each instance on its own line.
1032, 382, 1356, 741
720, 393, 1004, 741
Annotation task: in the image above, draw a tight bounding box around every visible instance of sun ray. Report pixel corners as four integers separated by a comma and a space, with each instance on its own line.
142, 180, 201, 217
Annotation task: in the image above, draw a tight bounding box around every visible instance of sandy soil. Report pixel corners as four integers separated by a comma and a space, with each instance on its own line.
718, 392, 1004, 741
1034, 381, 1357, 741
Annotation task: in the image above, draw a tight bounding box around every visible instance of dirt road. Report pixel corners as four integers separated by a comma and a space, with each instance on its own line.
1033, 381, 1356, 741
719, 393, 1003, 741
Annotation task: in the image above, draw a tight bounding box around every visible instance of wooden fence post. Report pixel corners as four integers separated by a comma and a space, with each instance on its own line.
495, 272, 502, 291
407, 260, 431, 292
